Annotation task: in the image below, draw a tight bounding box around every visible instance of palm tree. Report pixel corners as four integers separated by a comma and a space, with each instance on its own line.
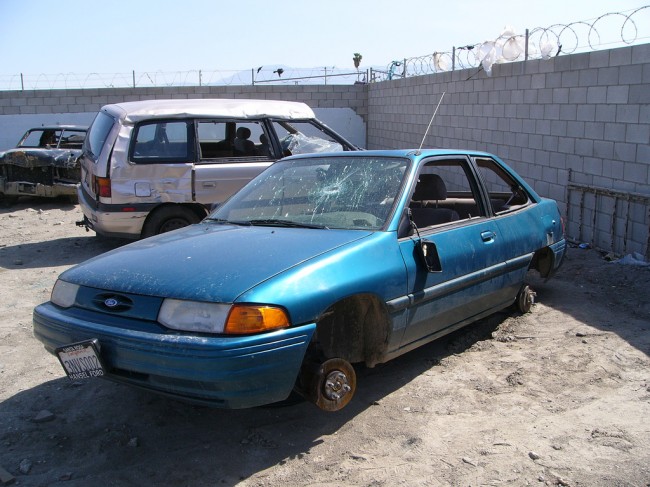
353, 53, 363, 82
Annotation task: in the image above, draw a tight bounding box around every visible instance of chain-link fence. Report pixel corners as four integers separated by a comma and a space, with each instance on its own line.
1, 6, 648, 90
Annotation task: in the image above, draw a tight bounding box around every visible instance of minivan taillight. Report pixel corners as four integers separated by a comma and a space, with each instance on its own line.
94, 176, 111, 198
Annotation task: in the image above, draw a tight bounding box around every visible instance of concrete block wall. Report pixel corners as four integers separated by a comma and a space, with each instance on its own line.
367, 44, 650, 257
0, 84, 368, 116
0, 85, 368, 150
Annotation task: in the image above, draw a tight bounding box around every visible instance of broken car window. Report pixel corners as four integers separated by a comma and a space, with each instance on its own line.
210, 156, 409, 230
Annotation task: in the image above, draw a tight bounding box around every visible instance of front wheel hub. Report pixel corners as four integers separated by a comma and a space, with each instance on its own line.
298, 357, 357, 412
323, 370, 352, 401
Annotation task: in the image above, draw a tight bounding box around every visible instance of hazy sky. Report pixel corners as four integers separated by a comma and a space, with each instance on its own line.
0, 0, 648, 76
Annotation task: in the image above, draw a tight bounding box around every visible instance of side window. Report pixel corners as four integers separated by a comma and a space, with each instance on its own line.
131, 121, 190, 163
474, 157, 531, 214
59, 130, 86, 149
409, 158, 484, 230
197, 120, 272, 161
271, 120, 344, 156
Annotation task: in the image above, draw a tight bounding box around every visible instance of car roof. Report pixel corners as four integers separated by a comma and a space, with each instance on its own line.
27, 125, 88, 131
102, 98, 317, 123
285, 148, 496, 160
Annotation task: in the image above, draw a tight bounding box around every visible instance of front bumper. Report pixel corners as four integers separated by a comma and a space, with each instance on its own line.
1, 178, 78, 197
33, 302, 316, 409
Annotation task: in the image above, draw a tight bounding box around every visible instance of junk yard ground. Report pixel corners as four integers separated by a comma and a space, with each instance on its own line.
1, 199, 649, 487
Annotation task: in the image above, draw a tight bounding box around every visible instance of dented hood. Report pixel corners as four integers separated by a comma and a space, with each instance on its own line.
60, 222, 372, 303
0, 148, 82, 168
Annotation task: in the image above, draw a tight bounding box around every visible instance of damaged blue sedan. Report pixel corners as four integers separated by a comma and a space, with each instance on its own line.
33, 149, 566, 411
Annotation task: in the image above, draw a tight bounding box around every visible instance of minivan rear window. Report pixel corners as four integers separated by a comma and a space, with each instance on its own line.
85, 112, 115, 161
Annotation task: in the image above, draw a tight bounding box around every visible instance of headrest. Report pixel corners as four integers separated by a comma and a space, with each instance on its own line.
412, 174, 447, 201
236, 127, 251, 139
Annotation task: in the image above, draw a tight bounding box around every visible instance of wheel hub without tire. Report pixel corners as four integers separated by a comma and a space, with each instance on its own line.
323, 370, 352, 401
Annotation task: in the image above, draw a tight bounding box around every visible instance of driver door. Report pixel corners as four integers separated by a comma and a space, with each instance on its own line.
397, 157, 512, 348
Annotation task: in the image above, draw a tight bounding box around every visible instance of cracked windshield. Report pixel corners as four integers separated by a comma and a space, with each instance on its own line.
211, 156, 409, 230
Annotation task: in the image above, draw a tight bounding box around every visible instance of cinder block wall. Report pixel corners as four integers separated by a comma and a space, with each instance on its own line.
368, 44, 650, 257
0, 85, 369, 149
1, 44, 648, 256
0, 84, 368, 116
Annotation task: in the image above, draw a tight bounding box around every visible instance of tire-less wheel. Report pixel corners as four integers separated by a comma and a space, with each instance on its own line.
516, 284, 536, 313
300, 358, 356, 412
142, 206, 201, 238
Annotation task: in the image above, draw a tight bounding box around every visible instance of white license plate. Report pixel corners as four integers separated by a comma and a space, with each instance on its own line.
55, 339, 105, 380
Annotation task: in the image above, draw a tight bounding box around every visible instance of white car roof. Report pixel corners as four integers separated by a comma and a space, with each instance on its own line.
103, 98, 316, 123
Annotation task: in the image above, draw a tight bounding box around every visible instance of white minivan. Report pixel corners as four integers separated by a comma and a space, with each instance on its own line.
77, 98, 359, 239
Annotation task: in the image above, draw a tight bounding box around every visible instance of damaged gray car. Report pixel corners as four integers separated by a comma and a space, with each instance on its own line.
0, 125, 87, 204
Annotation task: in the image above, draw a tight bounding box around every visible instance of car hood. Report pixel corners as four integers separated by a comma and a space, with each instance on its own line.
0, 148, 82, 168
61, 222, 373, 302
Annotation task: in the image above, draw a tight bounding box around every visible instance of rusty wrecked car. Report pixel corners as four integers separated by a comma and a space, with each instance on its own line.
0, 125, 87, 204
33, 149, 566, 411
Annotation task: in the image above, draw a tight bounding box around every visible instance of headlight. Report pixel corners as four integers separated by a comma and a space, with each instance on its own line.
158, 299, 230, 333
158, 300, 290, 335
51, 280, 79, 308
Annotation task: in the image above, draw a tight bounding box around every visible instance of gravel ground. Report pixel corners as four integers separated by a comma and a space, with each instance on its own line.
1, 198, 649, 487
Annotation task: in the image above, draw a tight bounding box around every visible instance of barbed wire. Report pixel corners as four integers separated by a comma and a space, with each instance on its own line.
1, 6, 648, 90
0, 66, 365, 91
376, 5, 650, 81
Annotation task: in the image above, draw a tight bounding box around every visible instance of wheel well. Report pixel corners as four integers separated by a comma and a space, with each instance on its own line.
531, 247, 553, 278
141, 203, 208, 234
147, 203, 208, 221
312, 294, 391, 368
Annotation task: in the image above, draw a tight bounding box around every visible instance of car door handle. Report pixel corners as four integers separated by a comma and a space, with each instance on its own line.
480, 230, 496, 242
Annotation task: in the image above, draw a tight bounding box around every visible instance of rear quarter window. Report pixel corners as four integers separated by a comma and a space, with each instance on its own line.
85, 112, 116, 161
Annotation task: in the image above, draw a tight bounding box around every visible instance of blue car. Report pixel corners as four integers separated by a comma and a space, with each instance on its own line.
33, 150, 566, 411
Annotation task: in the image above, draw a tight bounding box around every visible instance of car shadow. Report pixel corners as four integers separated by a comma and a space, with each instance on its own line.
0, 235, 127, 269
524, 247, 650, 358
1, 316, 503, 486
0, 198, 129, 269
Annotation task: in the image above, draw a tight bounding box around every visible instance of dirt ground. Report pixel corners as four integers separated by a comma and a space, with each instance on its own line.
1, 198, 649, 487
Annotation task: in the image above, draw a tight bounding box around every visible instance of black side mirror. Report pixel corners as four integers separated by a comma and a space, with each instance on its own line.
416, 239, 442, 272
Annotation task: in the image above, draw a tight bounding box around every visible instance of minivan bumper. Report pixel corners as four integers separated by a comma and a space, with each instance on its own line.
33, 301, 316, 409
77, 185, 148, 239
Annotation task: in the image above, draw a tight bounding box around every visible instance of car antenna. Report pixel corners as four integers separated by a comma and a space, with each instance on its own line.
416, 91, 446, 155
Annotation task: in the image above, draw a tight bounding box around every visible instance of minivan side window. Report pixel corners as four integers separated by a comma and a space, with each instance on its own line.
271, 120, 343, 156
131, 120, 192, 163
85, 112, 115, 161
197, 120, 272, 161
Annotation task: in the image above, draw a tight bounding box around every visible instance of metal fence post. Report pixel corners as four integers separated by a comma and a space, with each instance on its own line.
20, 73, 24, 91
132, 71, 136, 88
525, 29, 529, 61
452, 47, 456, 71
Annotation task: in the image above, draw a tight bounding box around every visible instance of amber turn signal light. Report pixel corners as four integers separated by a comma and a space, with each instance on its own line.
224, 305, 290, 334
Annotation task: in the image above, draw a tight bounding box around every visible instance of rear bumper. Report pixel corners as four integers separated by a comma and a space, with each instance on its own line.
33, 301, 315, 409
77, 185, 147, 239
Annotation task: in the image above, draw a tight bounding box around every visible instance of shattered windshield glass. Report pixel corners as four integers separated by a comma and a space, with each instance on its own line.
209, 156, 409, 230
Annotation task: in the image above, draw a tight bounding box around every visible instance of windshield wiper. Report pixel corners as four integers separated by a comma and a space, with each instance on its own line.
247, 219, 328, 229
204, 218, 251, 226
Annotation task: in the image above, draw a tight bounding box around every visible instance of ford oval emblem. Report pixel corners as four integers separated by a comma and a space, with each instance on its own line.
104, 298, 119, 308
